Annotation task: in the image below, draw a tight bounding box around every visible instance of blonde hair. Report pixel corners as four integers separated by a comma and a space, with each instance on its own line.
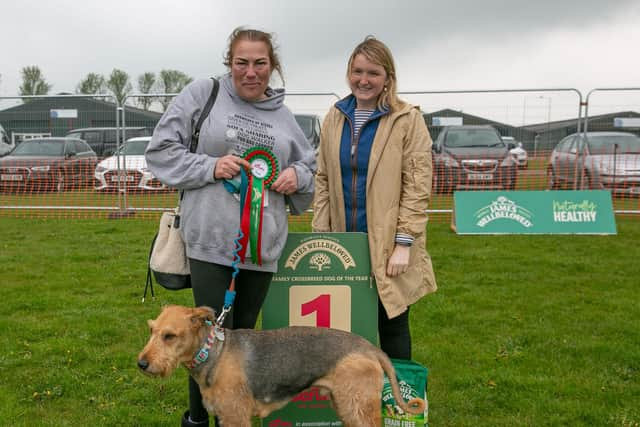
223, 27, 284, 86
346, 36, 399, 111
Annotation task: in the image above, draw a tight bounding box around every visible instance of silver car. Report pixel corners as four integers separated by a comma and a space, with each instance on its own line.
547, 131, 640, 195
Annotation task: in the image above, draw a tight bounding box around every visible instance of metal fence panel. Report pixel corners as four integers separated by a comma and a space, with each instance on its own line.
0, 94, 124, 218
2, 88, 638, 221
581, 88, 640, 214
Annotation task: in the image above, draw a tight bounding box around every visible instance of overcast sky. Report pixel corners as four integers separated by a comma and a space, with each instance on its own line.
2, 0, 640, 124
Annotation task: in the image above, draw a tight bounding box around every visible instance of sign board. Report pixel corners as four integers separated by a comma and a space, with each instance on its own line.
432, 116, 462, 126
50, 109, 78, 119
453, 190, 617, 234
261, 232, 378, 427
613, 117, 640, 128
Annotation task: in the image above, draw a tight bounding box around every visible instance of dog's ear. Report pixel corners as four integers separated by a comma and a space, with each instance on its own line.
191, 306, 216, 328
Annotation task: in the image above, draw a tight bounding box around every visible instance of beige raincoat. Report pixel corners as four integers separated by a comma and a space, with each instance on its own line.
312, 101, 437, 318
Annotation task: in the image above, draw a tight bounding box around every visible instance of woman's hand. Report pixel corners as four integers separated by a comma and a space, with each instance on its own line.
271, 167, 298, 195
214, 155, 251, 180
386, 245, 411, 277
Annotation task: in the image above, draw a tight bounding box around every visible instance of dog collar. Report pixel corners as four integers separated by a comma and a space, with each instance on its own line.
189, 320, 224, 369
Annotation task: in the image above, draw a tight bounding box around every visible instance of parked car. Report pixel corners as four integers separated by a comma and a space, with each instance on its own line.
0, 137, 98, 192
502, 136, 528, 169
0, 123, 14, 157
547, 131, 640, 195
94, 136, 166, 192
432, 125, 518, 193
294, 114, 321, 153
65, 126, 152, 157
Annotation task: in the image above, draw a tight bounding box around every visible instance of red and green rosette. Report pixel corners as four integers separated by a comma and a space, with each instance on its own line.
238, 146, 279, 265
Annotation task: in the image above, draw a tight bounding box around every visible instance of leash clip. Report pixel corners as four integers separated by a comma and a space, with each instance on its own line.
216, 305, 232, 326
214, 325, 225, 341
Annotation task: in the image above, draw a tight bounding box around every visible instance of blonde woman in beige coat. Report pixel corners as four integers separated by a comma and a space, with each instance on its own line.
312, 36, 437, 360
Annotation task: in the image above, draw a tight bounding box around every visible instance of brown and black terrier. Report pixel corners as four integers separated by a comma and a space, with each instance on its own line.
138, 305, 424, 427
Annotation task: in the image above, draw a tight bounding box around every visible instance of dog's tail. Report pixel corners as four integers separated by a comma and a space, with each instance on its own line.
376, 351, 426, 415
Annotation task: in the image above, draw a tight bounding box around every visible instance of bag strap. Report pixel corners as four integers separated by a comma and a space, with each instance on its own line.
189, 77, 220, 153
142, 233, 159, 302
179, 77, 220, 204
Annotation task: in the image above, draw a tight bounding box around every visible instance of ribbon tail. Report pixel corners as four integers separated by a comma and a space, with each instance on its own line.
249, 178, 265, 265
238, 174, 252, 263
256, 188, 265, 265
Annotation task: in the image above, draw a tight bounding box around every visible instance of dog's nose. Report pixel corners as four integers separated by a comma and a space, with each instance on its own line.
137, 359, 149, 371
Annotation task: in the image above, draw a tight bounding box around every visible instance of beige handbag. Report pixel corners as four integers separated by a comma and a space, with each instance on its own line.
144, 207, 191, 300
151, 208, 190, 276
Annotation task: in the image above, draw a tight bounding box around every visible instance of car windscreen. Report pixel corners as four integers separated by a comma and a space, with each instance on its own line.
118, 140, 149, 155
444, 129, 504, 148
586, 135, 640, 154
294, 116, 313, 139
12, 140, 64, 156
125, 128, 151, 138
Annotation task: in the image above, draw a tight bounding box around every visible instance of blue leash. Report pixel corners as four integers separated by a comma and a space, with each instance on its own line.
216, 169, 249, 326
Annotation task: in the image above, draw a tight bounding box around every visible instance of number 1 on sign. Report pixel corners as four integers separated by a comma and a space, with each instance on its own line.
301, 294, 330, 327
288, 285, 352, 331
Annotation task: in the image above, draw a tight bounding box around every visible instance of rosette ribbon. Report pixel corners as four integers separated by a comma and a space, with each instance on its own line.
237, 147, 279, 265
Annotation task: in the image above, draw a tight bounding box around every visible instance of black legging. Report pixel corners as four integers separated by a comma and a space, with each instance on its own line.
378, 299, 412, 360
187, 258, 273, 424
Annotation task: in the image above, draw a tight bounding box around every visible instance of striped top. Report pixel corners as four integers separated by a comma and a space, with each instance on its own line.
353, 108, 374, 137
395, 232, 414, 247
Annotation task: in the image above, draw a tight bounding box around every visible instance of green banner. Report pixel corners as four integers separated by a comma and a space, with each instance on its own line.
261, 232, 378, 427
453, 190, 617, 235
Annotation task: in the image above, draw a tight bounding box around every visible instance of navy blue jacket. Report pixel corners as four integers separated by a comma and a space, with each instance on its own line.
335, 95, 389, 233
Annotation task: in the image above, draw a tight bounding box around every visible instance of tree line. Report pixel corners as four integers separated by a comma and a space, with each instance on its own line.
5, 66, 193, 111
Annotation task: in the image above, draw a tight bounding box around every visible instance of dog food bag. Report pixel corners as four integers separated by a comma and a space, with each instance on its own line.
381, 359, 428, 427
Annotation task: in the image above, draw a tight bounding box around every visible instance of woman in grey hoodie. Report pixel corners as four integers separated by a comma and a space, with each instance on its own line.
145, 27, 316, 427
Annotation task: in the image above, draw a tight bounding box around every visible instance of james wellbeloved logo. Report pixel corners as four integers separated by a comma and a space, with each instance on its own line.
454, 190, 615, 234
474, 196, 533, 228
284, 237, 356, 271
552, 200, 597, 222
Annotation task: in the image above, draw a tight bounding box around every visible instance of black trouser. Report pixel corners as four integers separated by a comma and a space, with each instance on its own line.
378, 299, 412, 360
187, 258, 273, 424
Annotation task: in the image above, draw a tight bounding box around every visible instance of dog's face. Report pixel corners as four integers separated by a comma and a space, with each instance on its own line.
137, 305, 215, 377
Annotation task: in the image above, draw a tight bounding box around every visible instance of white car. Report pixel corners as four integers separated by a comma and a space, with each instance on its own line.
502, 136, 528, 169
94, 136, 166, 191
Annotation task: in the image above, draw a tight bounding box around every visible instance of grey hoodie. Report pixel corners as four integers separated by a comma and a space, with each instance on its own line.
145, 75, 316, 272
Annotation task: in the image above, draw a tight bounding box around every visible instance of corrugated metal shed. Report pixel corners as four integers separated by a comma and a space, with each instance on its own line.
521, 110, 640, 152
0, 95, 161, 139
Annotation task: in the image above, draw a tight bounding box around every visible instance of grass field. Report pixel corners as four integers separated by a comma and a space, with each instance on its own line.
1, 217, 639, 426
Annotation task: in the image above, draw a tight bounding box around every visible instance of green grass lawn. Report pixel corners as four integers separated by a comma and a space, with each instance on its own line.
1, 217, 639, 426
